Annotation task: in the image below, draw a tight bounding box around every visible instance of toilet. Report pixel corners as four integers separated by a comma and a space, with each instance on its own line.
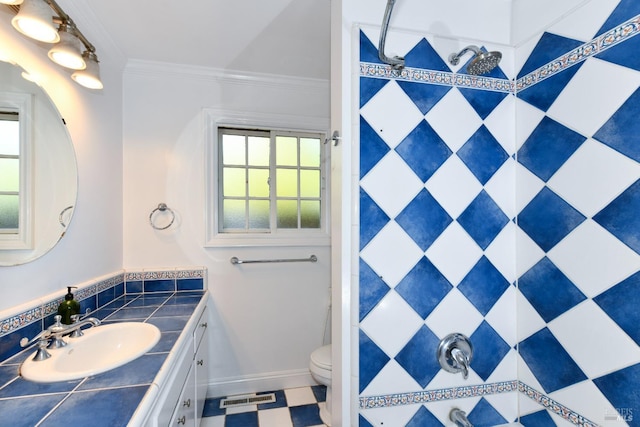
309, 344, 332, 426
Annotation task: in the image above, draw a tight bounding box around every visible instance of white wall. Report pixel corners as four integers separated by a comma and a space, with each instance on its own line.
121, 61, 332, 395
0, 9, 123, 312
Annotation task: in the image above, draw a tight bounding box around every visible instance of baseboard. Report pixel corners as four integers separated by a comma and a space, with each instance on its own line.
207, 369, 317, 398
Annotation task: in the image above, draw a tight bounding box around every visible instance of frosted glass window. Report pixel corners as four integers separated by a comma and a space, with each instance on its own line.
0, 116, 20, 233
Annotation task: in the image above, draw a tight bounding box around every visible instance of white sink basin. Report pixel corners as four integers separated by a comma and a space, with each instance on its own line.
21, 322, 161, 382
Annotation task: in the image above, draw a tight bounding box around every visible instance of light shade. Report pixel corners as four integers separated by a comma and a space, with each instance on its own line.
48, 23, 86, 70
0, 0, 24, 5
71, 51, 103, 90
11, 0, 59, 43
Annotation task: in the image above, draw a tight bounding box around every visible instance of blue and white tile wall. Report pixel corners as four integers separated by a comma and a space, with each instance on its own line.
358, 2, 640, 426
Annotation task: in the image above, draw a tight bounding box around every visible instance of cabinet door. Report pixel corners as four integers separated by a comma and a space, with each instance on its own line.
195, 327, 209, 423
169, 365, 197, 427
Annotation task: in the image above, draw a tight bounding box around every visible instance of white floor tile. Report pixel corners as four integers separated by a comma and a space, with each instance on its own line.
258, 407, 293, 427
284, 386, 318, 407
200, 415, 225, 427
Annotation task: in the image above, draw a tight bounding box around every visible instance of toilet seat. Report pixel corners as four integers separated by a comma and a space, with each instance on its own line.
311, 345, 332, 370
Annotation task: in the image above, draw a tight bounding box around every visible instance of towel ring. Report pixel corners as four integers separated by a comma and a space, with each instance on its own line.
149, 203, 175, 230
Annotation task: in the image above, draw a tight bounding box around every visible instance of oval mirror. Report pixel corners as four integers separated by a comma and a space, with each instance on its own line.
0, 59, 78, 266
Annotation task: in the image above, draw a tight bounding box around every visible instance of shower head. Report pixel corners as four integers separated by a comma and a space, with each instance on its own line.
448, 45, 502, 75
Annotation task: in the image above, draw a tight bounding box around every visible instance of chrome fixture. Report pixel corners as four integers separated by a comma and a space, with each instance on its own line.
3, 0, 104, 89
378, 0, 405, 70
20, 314, 101, 361
149, 203, 176, 230
448, 45, 502, 75
437, 333, 473, 379
450, 408, 473, 427
230, 255, 318, 265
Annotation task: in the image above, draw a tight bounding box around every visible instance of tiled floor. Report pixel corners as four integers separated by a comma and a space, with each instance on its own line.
201, 386, 328, 427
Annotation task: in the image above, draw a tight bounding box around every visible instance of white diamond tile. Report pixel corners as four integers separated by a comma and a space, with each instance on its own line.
515, 288, 546, 342
485, 158, 517, 220
360, 80, 425, 149
425, 156, 483, 219
515, 226, 545, 279
516, 354, 546, 395
484, 94, 517, 156
549, 300, 640, 378
425, 222, 484, 286
485, 222, 517, 284
550, 380, 627, 427
515, 162, 545, 214
484, 391, 519, 424
425, 288, 484, 339
425, 88, 483, 152
548, 220, 640, 298
547, 0, 619, 41
360, 221, 424, 287
548, 139, 640, 217
360, 151, 424, 218
515, 97, 545, 151
360, 359, 421, 396
361, 403, 422, 427
547, 58, 640, 137
487, 348, 518, 383
486, 285, 518, 346
360, 290, 424, 357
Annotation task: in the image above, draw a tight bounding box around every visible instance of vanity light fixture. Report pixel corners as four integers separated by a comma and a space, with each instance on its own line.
4, 0, 103, 90
47, 21, 86, 70
11, 0, 59, 43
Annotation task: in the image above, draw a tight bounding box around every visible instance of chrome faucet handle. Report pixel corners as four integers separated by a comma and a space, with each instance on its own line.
32, 338, 52, 361
47, 315, 68, 349
451, 347, 470, 379
437, 333, 473, 380
69, 314, 84, 338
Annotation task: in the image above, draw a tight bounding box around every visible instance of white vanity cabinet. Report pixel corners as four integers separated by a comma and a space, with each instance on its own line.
139, 303, 209, 427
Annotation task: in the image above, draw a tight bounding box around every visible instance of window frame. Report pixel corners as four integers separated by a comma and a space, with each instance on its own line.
0, 91, 33, 250
205, 109, 330, 247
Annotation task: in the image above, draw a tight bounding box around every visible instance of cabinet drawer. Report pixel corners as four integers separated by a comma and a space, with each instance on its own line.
194, 306, 208, 352
168, 364, 196, 427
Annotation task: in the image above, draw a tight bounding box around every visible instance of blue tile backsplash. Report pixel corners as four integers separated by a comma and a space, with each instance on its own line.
358, 5, 640, 427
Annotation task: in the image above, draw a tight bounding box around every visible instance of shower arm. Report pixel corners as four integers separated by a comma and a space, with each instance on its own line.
449, 45, 482, 65
378, 0, 405, 70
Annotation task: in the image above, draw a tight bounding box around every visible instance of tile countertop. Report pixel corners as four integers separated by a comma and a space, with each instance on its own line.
0, 290, 207, 427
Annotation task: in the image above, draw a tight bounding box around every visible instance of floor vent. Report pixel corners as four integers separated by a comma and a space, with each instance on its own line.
220, 393, 276, 409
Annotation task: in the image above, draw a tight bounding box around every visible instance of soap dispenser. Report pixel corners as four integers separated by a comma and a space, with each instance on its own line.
58, 286, 80, 325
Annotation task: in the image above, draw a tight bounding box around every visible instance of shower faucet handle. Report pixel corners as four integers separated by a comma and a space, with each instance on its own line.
437, 333, 473, 380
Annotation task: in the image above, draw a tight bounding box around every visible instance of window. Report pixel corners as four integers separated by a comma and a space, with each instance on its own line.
207, 120, 329, 247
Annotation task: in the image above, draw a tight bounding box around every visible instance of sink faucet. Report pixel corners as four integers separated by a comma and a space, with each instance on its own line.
20, 315, 101, 361
450, 408, 473, 427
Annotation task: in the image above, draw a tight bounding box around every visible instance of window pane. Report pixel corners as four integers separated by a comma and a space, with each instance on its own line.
248, 200, 270, 229
277, 200, 298, 228
248, 168, 269, 197
276, 136, 297, 166
248, 136, 269, 166
300, 170, 320, 198
223, 200, 245, 229
0, 120, 19, 155
0, 158, 19, 192
301, 200, 320, 229
222, 134, 245, 165
223, 167, 246, 197
300, 137, 320, 167
0, 194, 19, 230
276, 169, 298, 197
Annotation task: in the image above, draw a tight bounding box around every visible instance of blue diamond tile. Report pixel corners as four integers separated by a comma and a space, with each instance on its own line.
398, 81, 452, 115
593, 88, 640, 162
360, 188, 390, 250
360, 30, 382, 64
517, 187, 586, 252
597, 0, 640, 36
359, 258, 391, 321
517, 63, 583, 112
407, 406, 444, 427
593, 179, 640, 254
361, 77, 390, 108
459, 88, 509, 120
468, 398, 508, 427
396, 257, 453, 319
359, 414, 375, 427
457, 190, 509, 250
458, 257, 510, 316
359, 330, 390, 393
396, 189, 453, 251
403, 38, 450, 72
519, 328, 588, 393
593, 363, 640, 422
594, 271, 640, 346
469, 321, 511, 381
395, 325, 442, 388
596, 31, 640, 72
360, 116, 390, 178
458, 126, 509, 185
517, 117, 586, 182
518, 33, 584, 78
518, 257, 586, 322
396, 121, 453, 181
519, 410, 558, 427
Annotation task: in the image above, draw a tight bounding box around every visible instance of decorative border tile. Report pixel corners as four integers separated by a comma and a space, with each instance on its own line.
519, 382, 600, 427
